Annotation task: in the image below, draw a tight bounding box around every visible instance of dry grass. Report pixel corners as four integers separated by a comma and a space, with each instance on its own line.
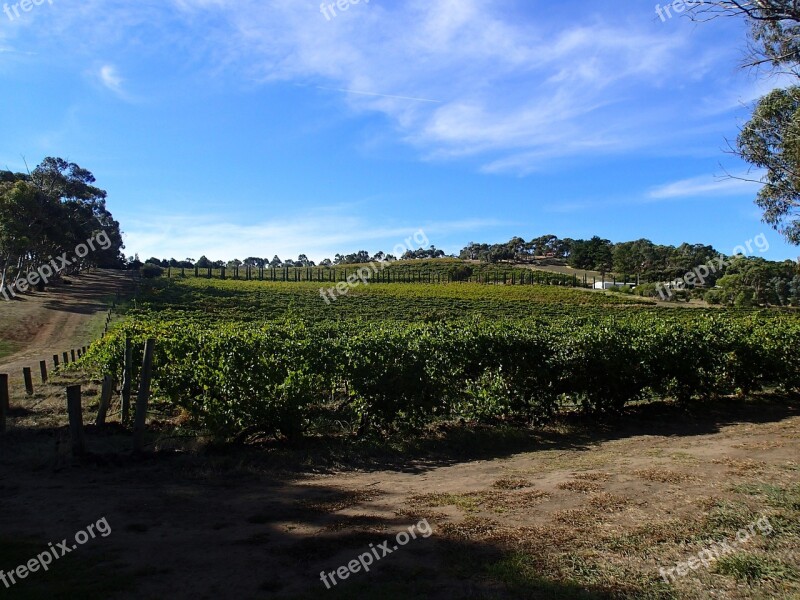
410, 492, 483, 513
553, 508, 596, 527
634, 467, 697, 484
731, 440, 784, 450
300, 488, 385, 513
572, 472, 612, 482
501, 490, 550, 508
492, 477, 531, 490
588, 493, 629, 512
557, 480, 603, 493
712, 457, 768, 475
439, 516, 501, 540
410, 488, 551, 515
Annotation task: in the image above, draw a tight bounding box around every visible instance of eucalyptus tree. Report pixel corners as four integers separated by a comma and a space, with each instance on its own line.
688, 1, 800, 243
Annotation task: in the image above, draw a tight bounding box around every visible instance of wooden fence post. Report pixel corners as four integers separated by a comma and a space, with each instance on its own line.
95, 375, 113, 428
62, 352, 69, 365
66, 385, 86, 456
23, 367, 33, 396
39, 360, 48, 384
121, 336, 132, 425
53, 354, 60, 369
0, 374, 8, 434
71, 349, 76, 363
133, 339, 156, 454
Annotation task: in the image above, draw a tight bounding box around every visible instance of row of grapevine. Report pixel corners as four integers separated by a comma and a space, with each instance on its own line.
165, 265, 588, 287
80, 314, 800, 439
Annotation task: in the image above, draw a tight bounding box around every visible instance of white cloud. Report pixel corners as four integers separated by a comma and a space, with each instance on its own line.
156, 1, 746, 172
98, 64, 124, 94
6, 0, 769, 173
648, 173, 765, 200
122, 212, 504, 262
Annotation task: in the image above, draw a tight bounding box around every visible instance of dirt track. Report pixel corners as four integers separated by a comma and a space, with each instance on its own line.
0, 269, 135, 377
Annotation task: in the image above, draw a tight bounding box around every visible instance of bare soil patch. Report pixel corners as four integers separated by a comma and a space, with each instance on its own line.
1, 392, 798, 599
0, 269, 135, 373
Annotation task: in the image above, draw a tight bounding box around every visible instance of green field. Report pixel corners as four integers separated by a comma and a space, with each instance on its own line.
136, 276, 652, 323
81, 277, 800, 441
163, 258, 621, 287
0, 339, 17, 361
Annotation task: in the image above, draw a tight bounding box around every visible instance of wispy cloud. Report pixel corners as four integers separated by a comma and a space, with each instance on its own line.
648, 173, 765, 200
98, 65, 124, 94
4, 0, 783, 174
123, 212, 505, 261
316, 86, 442, 104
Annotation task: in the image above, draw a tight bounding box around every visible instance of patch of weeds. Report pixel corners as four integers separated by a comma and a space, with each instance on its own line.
763, 513, 800, 537
492, 477, 530, 490
411, 492, 482, 514
714, 552, 799, 583
573, 472, 612, 482
668, 452, 699, 464
731, 482, 800, 511
558, 480, 603, 494
700, 500, 756, 538
503, 524, 583, 549
486, 551, 603, 599
495, 490, 550, 511
634, 468, 695, 484
439, 516, 500, 540
0, 339, 20, 361
560, 553, 605, 583
731, 440, 784, 451
321, 515, 388, 533
301, 489, 384, 513
588, 493, 629, 512
712, 457, 767, 475
625, 519, 698, 547
599, 531, 649, 555
554, 509, 595, 527
485, 550, 678, 600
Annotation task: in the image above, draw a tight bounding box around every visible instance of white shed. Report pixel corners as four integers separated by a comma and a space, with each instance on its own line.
594, 281, 629, 290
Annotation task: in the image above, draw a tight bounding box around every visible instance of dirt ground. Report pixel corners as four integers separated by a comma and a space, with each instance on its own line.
0, 272, 798, 599
0, 269, 136, 374
1, 390, 798, 599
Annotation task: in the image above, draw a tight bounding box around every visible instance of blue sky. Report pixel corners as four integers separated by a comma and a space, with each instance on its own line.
1, 0, 798, 262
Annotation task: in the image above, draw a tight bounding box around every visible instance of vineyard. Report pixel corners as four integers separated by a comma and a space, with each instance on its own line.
80, 277, 800, 440
160, 258, 639, 288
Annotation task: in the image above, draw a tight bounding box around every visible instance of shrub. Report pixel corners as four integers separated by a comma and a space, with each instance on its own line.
633, 282, 658, 298
141, 263, 164, 279
449, 265, 474, 282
